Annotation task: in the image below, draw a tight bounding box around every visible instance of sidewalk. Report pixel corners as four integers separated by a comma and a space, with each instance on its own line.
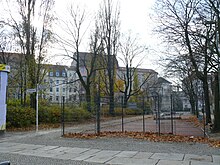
0, 141, 219, 165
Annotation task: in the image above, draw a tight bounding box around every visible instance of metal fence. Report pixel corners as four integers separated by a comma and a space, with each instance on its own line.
60, 96, 207, 138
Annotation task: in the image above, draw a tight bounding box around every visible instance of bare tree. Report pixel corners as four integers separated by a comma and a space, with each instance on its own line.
206, 0, 220, 131
56, 4, 103, 112
117, 31, 150, 107
98, 0, 120, 115
2, 0, 55, 107
164, 51, 199, 115
154, 0, 214, 123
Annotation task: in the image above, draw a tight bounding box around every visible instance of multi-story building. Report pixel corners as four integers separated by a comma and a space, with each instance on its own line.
151, 77, 172, 112
116, 67, 158, 90
2, 52, 175, 110
42, 65, 80, 103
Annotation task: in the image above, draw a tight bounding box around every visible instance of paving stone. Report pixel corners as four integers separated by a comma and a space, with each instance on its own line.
0, 144, 29, 152
133, 152, 153, 159
30, 150, 64, 158
63, 147, 89, 154
84, 150, 120, 163
34, 145, 59, 151
190, 161, 220, 165
212, 155, 220, 163
0, 147, 12, 153
115, 151, 138, 158
54, 153, 81, 160
184, 154, 212, 162
46, 146, 70, 153
12, 145, 44, 154
106, 157, 158, 165
71, 149, 101, 161
157, 159, 190, 165
0, 142, 19, 147
150, 153, 184, 161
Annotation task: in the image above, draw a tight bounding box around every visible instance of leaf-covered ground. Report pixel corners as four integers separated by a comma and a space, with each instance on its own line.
64, 131, 220, 148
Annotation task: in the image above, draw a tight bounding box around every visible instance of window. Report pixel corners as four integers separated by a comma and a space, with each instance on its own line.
56, 87, 59, 92
74, 87, 77, 92
63, 88, 65, 92
62, 96, 65, 102
50, 79, 53, 84
49, 96, 53, 101
56, 80, 59, 84
63, 80, 65, 84
56, 71, 59, 77
56, 96, 59, 101
49, 71, 53, 76
69, 87, 72, 92
50, 87, 53, 92
62, 71, 66, 77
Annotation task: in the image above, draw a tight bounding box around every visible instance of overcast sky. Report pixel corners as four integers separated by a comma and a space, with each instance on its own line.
0, 0, 163, 73
54, 0, 162, 73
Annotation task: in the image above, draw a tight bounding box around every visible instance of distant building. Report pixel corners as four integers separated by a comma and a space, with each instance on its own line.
42, 65, 80, 103
3, 52, 175, 108
116, 67, 158, 98
153, 77, 172, 112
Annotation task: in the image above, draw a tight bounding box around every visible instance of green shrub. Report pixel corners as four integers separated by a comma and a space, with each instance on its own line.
39, 104, 61, 123
64, 106, 92, 122
101, 106, 143, 116
6, 98, 95, 128
7, 99, 22, 107
6, 106, 35, 128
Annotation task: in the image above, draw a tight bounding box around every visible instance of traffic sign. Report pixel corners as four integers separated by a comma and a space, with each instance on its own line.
26, 88, 36, 93
0, 64, 10, 72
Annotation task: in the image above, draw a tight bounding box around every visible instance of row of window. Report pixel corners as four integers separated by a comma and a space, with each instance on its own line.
49, 79, 66, 84
49, 87, 77, 93
49, 95, 77, 101
49, 71, 66, 77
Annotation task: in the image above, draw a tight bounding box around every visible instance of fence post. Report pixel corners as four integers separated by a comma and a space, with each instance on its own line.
158, 95, 160, 136
96, 77, 101, 135
143, 96, 145, 133
121, 96, 124, 133
36, 84, 39, 132
171, 94, 174, 134
61, 96, 65, 136
96, 94, 101, 135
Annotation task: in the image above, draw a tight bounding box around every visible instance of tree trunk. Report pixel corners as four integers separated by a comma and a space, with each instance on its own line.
109, 86, 115, 116
203, 78, 211, 124
123, 93, 128, 108
189, 95, 196, 114
86, 88, 91, 112
213, 72, 220, 132
108, 56, 115, 116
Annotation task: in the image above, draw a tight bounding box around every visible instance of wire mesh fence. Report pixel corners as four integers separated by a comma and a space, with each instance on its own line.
59, 96, 207, 138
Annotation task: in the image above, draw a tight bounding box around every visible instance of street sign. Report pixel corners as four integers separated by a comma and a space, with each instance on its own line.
26, 88, 36, 93
38, 84, 47, 90
0, 64, 10, 72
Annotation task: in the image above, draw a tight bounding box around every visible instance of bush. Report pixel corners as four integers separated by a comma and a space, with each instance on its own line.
6, 105, 35, 128
101, 105, 143, 117
39, 104, 61, 123
64, 106, 92, 122
6, 99, 94, 128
